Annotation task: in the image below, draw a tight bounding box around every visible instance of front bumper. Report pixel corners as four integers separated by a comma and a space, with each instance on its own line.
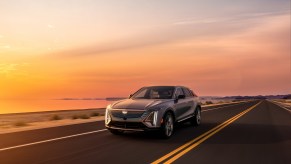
105, 109, 162, 131
106, 121, 161, 132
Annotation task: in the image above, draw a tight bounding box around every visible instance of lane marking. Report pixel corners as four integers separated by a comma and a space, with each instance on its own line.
0, 129, 107, 152
151, 101, 261, 164
202, 101, 254, 112
268, 100, 291, 112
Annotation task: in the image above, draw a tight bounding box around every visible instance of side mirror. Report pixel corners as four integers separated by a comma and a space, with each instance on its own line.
177, 95, 185, 99
129, 94, 133, 98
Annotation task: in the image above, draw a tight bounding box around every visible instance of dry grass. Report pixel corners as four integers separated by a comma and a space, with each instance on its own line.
13, 121, 28, 127
50, 114, 62, 121
90, 112, 100, 117
71, 114, 91, 119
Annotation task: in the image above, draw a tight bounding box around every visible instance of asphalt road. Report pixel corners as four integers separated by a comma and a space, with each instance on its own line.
0, 100, 290, 164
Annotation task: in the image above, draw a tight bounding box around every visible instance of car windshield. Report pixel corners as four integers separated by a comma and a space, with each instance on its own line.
131, 86, 175, 99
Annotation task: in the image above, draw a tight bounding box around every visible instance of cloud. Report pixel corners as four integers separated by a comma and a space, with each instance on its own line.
0, 45, 10, 49
47, 24, 55, 29
52, 10, 290, 58
0, 64, 18, 74
173, 10, 289, 25
0, 63, 30, 78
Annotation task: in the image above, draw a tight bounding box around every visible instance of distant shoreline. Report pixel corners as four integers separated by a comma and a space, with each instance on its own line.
0, 107, 105, 116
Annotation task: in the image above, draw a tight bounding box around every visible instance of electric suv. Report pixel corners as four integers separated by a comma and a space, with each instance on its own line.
105, 86, 201, 138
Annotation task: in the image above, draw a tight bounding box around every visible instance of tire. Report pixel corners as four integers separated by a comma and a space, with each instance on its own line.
109, 129, 124, 135
191, 107, 201, 126
160, 112, 174, 139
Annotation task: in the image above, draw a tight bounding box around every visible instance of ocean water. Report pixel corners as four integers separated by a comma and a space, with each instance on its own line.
0, 100, 112, 114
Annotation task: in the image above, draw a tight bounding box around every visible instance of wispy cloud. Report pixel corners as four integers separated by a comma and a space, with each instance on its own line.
53, 10, 290, 57
173, 10, 290, 25
0, 63, 30, 77
47, 24, 55, 29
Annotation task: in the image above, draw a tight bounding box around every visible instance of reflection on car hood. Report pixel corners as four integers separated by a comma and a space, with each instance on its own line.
111, 99, 170, 110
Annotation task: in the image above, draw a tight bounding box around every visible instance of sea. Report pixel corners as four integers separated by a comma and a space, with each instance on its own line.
0, 99, 112, 114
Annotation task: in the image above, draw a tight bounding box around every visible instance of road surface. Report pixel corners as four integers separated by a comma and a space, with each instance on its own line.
0, 100, 290, 164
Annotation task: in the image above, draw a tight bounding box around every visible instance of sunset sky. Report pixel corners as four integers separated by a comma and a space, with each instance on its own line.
0, 0, 290, 101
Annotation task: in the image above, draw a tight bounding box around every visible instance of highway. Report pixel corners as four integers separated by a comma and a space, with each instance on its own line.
0, 100, 290, 164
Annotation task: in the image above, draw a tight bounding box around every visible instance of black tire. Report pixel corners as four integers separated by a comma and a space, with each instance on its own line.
191, 107, 201, 126
109, 129, 124, 135
160, 112, 174, 139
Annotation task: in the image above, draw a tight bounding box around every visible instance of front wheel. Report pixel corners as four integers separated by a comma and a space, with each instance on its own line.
160, 113, 174, 139
191, 107, 201, 126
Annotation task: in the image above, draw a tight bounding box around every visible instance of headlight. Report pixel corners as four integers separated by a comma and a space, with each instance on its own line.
144, 111, 158, 127
105, 105, 111, 125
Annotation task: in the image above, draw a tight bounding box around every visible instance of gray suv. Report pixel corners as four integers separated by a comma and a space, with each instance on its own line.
105, 86, 201, 138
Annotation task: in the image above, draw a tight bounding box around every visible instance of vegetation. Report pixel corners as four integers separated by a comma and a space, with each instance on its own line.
79, 114, 90, 119
205, 101, 213, 105
50, 114, 62, 121
90, 112, 100, 117
13, 121, 28, 127
71, 114, 91, 119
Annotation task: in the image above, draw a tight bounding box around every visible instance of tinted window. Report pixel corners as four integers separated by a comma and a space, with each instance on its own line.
182, 88, 192, 97
175, 88, 184, 98
132, 86, 175, 99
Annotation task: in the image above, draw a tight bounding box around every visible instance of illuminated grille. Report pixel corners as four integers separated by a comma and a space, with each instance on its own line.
110, 110, 145, 118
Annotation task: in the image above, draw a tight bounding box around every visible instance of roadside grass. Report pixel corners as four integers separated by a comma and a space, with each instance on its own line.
50, 114, 62, 121
71, 114, 91, 119
90, 112, 100, 117
13, 121, 29, 127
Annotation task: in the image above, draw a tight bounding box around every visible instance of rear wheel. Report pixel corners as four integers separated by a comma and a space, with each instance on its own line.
109, 129, 124, 135
191, 107, 201, 126
160, 112, 174, 139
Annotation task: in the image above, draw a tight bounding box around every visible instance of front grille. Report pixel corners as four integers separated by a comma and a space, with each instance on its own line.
109, 121, 147, 129
110, 110, 145, 118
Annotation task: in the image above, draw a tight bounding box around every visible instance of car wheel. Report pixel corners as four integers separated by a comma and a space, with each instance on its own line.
109, 129, 124, 135
191, 107, 201, 126
161, 112, 174, 138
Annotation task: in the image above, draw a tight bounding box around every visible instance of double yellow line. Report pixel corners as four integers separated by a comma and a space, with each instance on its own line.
151, 101, 262, 164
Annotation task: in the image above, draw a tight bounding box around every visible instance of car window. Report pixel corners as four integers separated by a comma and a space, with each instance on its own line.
190, 90, 197, 97
132, 86, 175, 99
182, 88, 193, 97
175, 88, 184, 98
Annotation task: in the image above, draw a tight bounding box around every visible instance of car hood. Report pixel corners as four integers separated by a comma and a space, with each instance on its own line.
111, 99, 170, 110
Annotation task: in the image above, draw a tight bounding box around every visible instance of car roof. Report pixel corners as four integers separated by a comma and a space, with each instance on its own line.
144, 85, 187, 88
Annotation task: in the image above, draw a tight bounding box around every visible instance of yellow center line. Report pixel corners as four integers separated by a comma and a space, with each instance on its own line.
151, 101, 261, 164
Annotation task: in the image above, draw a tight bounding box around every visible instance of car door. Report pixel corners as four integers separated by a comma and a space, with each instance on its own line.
182, 87, 196, 117
173, 87, 193, 121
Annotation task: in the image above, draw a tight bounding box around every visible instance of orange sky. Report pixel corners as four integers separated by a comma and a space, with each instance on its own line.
0, 0, 290, 100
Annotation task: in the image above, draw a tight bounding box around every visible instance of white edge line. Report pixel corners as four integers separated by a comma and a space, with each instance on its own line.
268, 100, 291, 113
0, 129, 107, 152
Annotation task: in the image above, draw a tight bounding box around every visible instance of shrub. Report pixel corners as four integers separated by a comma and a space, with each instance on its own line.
13, 121, 28, 127
205, 101, 213, 105
79, 114, 90, 119
90, 112, 100, 117
50, 114, 62, 121
71, 115, 79, 119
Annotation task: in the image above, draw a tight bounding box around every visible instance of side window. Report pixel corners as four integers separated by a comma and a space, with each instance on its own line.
175, 88, 184, 98
190, 90, 198, 97
182, 88, 192, 97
